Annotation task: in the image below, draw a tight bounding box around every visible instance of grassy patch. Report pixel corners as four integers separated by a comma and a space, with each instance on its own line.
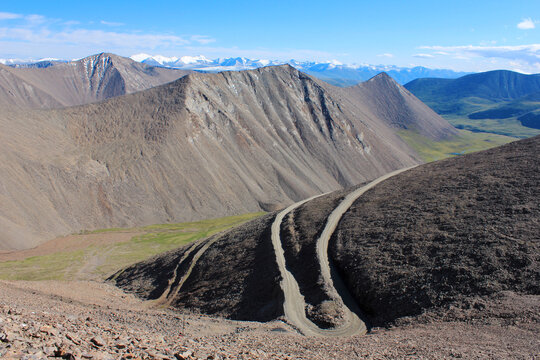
398, 129, 515, 162
0, 250, 85, 281
446, 115, 540, 138
0, 212, 264, 281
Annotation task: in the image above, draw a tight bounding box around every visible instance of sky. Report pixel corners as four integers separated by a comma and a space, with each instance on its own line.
0, 0, 539, 73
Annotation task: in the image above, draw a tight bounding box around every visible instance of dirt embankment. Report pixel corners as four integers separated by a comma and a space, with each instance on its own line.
114, 214, 284, 321
330, 135, 540, 326
113, 136, 539, 335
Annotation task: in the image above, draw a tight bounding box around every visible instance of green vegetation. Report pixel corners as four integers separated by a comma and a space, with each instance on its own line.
405, 71, 540, 138
398, 129, 515, 163
0, 250, 85, 281
0, 212, 264, 281
446, 115, 540, 139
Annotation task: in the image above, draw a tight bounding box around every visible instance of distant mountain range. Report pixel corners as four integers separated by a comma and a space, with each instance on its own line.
1, 54, 470, 86
405, 70, 540, 137
129, 54, 471, 86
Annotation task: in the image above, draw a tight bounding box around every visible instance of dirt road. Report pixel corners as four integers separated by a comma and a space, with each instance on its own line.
271, 166, 416, 336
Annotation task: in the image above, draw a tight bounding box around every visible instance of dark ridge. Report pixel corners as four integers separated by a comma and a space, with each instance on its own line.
330, 135, 540, 326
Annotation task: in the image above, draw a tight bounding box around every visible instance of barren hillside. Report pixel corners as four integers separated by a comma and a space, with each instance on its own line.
114, 136, 539, 329
0, 65, 457, 250
0, 53, 189, 109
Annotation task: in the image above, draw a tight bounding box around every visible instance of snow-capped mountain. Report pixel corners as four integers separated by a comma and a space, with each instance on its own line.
129, 54, 470, 85
1, 54, 470, 85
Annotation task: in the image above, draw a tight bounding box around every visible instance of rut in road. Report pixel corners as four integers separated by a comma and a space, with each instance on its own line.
155, 227, 237, 307
271, 166, 415, 337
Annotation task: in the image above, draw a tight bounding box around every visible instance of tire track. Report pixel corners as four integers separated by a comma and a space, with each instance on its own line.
271, 166, 415, 336
156, 228, 236, 307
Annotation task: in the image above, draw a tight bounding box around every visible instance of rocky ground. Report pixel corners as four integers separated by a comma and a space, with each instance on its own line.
0, 280, 538, 359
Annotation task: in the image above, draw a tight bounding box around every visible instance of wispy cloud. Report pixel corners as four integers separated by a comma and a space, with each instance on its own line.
190, 35, 216, 45
100, 20, 125, 27
517, 18, 536, 30
377, 53, 394, 58
419, 44, 540, 73
0, 12, 22, 20
0, 27, 190, 47
0, 12, 219, 58
413, 53, 434, 58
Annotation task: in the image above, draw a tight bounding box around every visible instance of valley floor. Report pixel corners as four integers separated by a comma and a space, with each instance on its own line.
0, 280, 537, 359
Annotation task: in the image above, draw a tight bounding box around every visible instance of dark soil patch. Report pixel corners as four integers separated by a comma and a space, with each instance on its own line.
330, 135, 540, 326
114, 214, 283, 322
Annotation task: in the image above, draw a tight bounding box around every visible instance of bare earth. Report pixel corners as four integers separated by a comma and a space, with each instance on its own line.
0, 280, 537, 359
0, 231, 140, 262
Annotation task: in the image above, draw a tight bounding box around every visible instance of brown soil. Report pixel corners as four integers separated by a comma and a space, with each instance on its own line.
0, 280, 538, 359
0, 231, 140, 262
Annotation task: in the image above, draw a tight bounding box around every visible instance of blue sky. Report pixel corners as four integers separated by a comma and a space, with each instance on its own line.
1, 0, 539, 72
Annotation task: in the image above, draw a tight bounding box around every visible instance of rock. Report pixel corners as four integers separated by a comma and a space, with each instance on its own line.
115, 342, 127, 349
174, 350, 193, 360
91, 336, 105, 347
65, 332, 81, 345
39, 325, 58, 336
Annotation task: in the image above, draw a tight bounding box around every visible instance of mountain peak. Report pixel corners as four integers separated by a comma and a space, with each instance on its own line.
367, 72, 395, 84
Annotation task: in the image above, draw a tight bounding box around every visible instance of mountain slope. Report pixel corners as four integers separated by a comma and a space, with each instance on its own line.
0, 53, 189, 109
405, 70, 540, 137
1, 65, 449, 250
406, 70, 540, 105
0, 64, 62, 109
342, 73, 459, 140
113, 136, 539, 327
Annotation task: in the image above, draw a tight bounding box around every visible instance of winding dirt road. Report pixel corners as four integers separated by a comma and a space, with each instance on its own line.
271, 166, 416, 336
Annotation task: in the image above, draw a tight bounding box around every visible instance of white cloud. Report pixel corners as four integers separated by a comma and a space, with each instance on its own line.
0, 12, 22, 20
413, 53, 434, 58
25, 14, 46, 24
517, 18, 536, 30
190, 35, 216, 45
420, 44, 540, 73
0, 11, 343, 65
100, 20, 125, 27
377, 53, 394, 58
0, 12, 220, 57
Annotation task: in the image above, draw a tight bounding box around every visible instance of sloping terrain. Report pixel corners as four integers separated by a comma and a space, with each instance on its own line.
343, 73, 459, 140
0, 53, 189, 109
0, 64, 62, 109
1, 64, 458, 250
405, 70, 540, 137
330, 135, 539, 326
114, 136, 539, 330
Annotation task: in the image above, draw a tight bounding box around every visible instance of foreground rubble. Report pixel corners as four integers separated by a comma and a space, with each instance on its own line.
0, 280, 538, 359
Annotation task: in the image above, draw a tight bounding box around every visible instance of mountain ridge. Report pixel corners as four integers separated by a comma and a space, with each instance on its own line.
0, 53, 190, 109
0, 64, 455, 251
